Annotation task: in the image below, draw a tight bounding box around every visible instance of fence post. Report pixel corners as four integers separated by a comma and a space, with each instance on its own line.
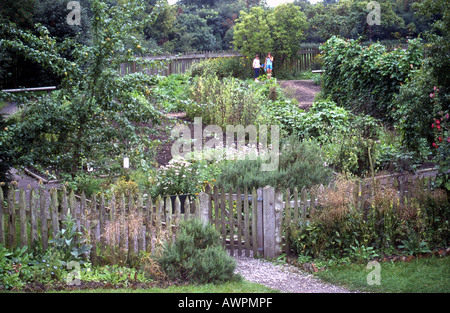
256, 188, 264, 257
274, 189, 283, 258
263, 186, 276, 259
199, 192, 210, 225
284, 188, 291, 256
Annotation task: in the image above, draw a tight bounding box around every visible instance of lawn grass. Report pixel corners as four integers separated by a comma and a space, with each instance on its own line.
48, 280, 280, 293
315, 256, 450, 293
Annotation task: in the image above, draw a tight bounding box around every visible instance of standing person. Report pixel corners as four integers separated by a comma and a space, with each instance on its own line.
252, 55, 261, 82
265, 52, 274, 79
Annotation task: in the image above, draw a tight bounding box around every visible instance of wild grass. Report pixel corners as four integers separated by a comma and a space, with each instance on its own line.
316, 256, 450, 293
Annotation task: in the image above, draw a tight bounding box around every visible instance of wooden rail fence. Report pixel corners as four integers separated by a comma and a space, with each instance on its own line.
120, 43, 410, 77
0, 173, 439, 261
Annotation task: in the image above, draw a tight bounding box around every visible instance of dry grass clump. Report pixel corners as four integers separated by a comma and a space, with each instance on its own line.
312, 176, 355, 226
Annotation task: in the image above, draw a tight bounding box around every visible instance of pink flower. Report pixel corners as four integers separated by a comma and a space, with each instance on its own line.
447, 137, 450, 143
430, 93, 435, 98
446, 114, 449, 119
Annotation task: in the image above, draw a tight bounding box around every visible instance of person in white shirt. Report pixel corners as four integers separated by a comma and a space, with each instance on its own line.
252, 55, 261, 82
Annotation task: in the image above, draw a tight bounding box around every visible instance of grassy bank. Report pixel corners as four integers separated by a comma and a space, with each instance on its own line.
316, 256, 450, 293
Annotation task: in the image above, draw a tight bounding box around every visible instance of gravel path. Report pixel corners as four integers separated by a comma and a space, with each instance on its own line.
278, 80, 321, 111
233, 255, 359, 293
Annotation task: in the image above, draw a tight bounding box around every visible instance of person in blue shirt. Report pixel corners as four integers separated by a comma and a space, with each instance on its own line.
264, 52, 274, 79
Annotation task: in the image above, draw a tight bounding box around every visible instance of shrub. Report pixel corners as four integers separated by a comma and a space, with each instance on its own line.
320, 36, 423, 122
157, 219, 239, 284
189, 56, 253, 80
216, 136, 331, 191
391, 66, 436, 158
153, 74, 192, 112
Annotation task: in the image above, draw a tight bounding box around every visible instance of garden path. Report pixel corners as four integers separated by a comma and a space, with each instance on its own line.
278, 79, 321, 110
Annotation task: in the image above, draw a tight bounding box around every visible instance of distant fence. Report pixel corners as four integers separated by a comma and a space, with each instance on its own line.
120, 43, 412, 77
120, 48, 325, 77
120, 50, 243, 77
0, 172, 440, 262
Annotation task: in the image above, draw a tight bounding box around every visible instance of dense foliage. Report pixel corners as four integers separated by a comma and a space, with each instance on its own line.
232, 3, 309, 62
320, 36, 423, 121
1, 0, 164, 173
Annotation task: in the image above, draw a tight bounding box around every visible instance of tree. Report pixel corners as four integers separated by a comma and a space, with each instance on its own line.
171, 12, 219, 52
232, 6, 273, 58
267, 3, 309, 62
233, 4, 308, 62
307, 0, 404, 41
0, 0, 166, 173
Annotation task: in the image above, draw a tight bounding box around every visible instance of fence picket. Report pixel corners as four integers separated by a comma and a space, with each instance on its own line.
50, 188, 59, 238
220, 186, 227, 248
29, 189, 38, 250
184, 196, 190, 221
61, 187, 68, 221
40, 188, 48, 251
284, 188, 291, 256
19, 189, 27, 248
236, 187, 242, 257
8, 187, 15, 248
119, 193, 126, 262
145, 194, 153, 252
244, 187, 250, 257
213, 186, 219, 232
228, 188, 234, 256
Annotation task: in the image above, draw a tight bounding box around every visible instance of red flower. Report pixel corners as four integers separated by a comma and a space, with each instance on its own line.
432, 142, 438, 148
437, 125, 441, 130
436, 119, 440, 124
439, 137, 442, 142
432, 123, 434, 128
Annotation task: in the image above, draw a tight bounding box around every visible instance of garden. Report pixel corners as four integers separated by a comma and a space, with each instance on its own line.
0, 0, 449, 293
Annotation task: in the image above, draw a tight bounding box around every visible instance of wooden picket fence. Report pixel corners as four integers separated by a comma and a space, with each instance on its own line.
120, 42, 411, 78
120, 50, 243, 77
0, 173, 441, 262
120, 48, 323, 77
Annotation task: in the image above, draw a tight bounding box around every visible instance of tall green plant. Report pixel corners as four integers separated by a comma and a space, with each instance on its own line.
0, 0, 165, 172
320, 36, 423, 121
187, 74, 267, 128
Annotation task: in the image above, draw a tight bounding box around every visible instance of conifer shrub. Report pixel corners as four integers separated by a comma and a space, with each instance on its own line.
157, 219, 239, 284
216, 137, 331, 191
